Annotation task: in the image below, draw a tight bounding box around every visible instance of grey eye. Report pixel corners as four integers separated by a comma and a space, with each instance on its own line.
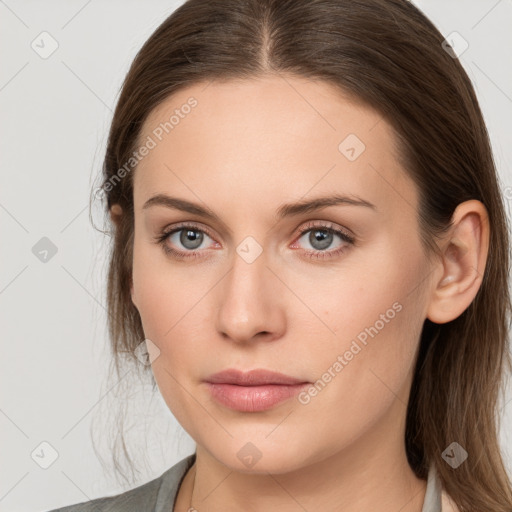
173, 228, 209, 250
298, 229, 344, 252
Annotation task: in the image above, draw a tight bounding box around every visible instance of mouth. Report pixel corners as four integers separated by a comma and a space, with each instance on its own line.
204, 368, 308, 386
203, 368, 311, 412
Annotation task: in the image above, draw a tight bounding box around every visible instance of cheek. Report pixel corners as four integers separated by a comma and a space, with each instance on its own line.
311, 236, 423, 339
131, 244, 205, 420
131, 238, 180, 343
310, 239, 428, 400
131, 239, 214, 362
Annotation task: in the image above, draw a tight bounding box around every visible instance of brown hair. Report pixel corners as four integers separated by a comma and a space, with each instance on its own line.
92, 0, 512, 509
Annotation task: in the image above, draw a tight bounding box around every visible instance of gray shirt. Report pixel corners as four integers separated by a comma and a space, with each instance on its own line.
46, 453, 447, 511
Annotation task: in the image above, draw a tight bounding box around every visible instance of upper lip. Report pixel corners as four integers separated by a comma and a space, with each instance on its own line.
204, 368, 308, 386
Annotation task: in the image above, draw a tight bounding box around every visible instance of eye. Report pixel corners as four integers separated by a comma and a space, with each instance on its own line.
155, 222, 217, 260
292, 221, 355, 260
154, 220, 355, 261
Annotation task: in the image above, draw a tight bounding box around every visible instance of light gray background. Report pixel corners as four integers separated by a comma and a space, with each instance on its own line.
1, 1, 511, 511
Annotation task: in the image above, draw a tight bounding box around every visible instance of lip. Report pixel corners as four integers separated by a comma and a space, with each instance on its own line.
204, 369, 310, 412
205, 368, 308, 386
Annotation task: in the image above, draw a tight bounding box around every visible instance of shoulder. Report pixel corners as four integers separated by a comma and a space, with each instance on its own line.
44, 477, 161, 512
43, 453, 196, 512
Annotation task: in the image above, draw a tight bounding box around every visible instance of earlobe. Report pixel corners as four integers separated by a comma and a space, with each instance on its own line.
110, 204, 123, 227
426, 200, 489, 324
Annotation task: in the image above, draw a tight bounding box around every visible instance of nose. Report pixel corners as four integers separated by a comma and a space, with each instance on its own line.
215, 244, 286, 345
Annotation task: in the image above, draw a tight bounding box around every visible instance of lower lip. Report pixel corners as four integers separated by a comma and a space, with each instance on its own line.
204, 382, 310, 412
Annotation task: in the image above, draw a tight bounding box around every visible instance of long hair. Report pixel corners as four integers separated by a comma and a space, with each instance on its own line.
92, 1, 512, 509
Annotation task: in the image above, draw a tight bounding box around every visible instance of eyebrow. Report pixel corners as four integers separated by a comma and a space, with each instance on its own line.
142, 193, 377, 223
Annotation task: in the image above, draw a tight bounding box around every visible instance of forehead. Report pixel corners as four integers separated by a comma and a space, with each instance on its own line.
132, 75, 418, 221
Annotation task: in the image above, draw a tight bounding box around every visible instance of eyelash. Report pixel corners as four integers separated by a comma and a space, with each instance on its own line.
154, 221, 355, 261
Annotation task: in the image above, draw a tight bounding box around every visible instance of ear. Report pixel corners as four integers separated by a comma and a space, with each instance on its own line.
109, 203, 123, 227
426, 200, 490, 324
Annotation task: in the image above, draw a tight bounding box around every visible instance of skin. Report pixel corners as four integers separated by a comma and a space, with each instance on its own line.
110, 75, 489, 512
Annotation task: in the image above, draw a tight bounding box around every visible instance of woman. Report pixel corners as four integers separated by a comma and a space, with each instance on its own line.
48, 0, 512, 510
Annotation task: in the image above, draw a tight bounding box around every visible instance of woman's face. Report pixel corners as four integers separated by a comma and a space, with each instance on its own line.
129, 75, 435, 473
